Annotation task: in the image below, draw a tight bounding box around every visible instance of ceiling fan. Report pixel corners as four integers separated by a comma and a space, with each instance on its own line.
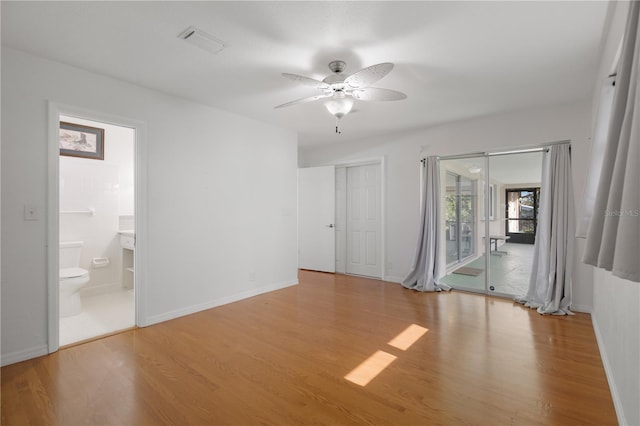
275, 60, 407, 133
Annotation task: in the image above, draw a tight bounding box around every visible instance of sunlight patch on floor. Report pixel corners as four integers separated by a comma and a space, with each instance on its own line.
345, 324, 429, 386
344, 350, 397, 386
387, 324, 428, 351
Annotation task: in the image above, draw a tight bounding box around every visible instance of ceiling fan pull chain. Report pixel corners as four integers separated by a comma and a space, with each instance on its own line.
335, 117, 341, 134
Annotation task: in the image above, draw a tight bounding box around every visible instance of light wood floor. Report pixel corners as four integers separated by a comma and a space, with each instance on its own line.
1, 271, 617, 425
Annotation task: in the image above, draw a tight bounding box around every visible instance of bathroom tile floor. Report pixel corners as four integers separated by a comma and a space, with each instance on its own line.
59, 288, 135, 346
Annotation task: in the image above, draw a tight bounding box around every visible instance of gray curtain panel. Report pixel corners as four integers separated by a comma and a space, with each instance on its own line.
402, 156, 450, 292
518, 145, 575, 314
584, 1, 640, 283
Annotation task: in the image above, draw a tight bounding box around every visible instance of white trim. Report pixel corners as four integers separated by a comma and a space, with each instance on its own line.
381, 156, 387, 281
570, 304, 592, 314
134, 119, 149, 328
1, 345, 48, 367
384, 275, 404, 284
144, 279, 299, 326
591, 313, 627, 426
47, 104, 61, 353
330, 157, 382, 168
47, 102, 148, 353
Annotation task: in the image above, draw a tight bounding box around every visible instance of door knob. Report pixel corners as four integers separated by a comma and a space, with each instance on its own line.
326, 224, 334, 228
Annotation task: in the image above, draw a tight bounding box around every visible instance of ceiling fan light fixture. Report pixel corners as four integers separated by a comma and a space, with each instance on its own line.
276, 60, 406, 134
324, 96, 354, 119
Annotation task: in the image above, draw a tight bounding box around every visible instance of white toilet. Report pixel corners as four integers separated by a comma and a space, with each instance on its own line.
59, 241, 90, 317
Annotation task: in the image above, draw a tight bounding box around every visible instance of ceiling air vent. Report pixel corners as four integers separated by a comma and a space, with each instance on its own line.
178, 26, 226, 55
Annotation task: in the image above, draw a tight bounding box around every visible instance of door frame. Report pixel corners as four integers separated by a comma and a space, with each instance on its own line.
47, 102, 148, 353
444, 171, 477, 267
505, 187, 540, 244
439, 143, 566, 298
330, 157, 386, 280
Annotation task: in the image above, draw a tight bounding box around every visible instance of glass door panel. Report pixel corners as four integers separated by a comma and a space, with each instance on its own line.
459, 175, 475, 260
439, 157, 487, 294
445, 172, 459, 265
488, 152, 542, 296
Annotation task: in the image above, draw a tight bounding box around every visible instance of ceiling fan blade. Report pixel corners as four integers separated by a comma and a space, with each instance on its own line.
344, 63, 394, 89
350, 87, 407, 101
282, 73, 331, 90
274, 93, 330, 109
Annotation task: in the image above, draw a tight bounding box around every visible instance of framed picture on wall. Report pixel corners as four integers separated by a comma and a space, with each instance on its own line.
59, 121, 104, 160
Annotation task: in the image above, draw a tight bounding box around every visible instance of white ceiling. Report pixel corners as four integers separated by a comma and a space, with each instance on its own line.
1, 1, 609, 146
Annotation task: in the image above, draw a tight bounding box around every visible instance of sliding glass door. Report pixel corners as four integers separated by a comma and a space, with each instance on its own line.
439, 151, 542, 297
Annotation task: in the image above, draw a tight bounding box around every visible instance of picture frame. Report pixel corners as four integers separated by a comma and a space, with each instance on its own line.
59, 121, 104, 160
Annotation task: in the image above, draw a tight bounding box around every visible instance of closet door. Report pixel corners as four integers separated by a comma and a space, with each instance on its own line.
346, 164, 381, 278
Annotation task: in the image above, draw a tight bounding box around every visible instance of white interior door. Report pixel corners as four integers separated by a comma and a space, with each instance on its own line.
346, 164, 382, 278
298, 166, 335, 273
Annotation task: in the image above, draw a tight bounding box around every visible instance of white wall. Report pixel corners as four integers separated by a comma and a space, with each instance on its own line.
299, 100, 594, 311
592, 269, 640, 426
587, 2, 640, 425
59, 116, 134, 291
1, 48, 298, 364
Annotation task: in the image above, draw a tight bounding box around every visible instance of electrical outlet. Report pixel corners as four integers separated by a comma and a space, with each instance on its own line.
24, 205, 38, 221
387, 262, 393, 270
249, 271, 256, 281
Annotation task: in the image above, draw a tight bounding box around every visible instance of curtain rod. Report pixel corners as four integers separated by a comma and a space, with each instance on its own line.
426, 140, 571, 162
434, 152, 486, 161
487, 140, 570, 156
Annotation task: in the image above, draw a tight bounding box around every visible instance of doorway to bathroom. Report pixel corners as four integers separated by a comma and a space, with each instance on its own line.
56, 113, 138, 347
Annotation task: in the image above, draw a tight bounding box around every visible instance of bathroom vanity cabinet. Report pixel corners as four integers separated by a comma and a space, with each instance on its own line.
120, 232, 135, 290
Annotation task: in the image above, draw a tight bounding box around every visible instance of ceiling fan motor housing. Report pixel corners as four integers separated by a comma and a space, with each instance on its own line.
323, 61, 347, 86
328, 60, 346, 73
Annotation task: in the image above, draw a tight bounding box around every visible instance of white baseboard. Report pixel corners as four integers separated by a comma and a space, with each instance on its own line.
143, 279, 299, 327
571, 304, 592, 313
591, 313, 627, 426
1, 344, 48, 367
384, 275, 404, 284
